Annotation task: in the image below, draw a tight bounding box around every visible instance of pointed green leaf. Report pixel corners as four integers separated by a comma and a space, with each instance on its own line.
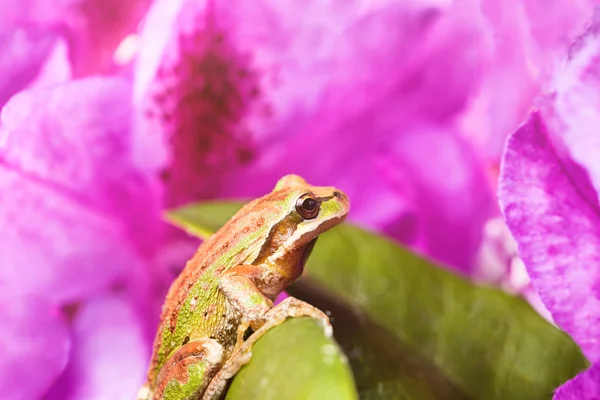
166, 202, 588, 400
165, 201, 243, 240
298, 224, 587, 399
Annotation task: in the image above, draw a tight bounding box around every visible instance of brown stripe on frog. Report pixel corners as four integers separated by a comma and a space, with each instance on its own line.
253, 211, 300, 264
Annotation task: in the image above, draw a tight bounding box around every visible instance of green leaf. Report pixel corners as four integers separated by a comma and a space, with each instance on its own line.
225, 317, 358, 400
166, 202, 588, 400
165, 201, 243, 240
293, 225, 587, 400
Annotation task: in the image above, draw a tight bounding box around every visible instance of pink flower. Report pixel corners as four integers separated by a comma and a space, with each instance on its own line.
134, 0, 502, 274
0, 78, 159, 399
0, 0, 151, 77
2, 0, 597, 398
0, 291, 69, 399
499, 13, 600, 398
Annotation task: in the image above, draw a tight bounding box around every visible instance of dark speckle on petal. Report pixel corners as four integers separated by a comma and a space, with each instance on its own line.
146, 18, 260, 207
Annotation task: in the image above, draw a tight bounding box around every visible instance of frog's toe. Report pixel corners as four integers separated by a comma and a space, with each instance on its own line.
137, 384, 152, 400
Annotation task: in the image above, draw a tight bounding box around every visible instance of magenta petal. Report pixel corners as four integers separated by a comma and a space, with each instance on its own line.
274, 291, 289, 305
0, 292, 70, 399
499, 111, 600, 362
0, 0, 69, 25
0, 0, 150, 75
0, 77, 159, 233
379, 123, 495, 271
0, 77, 133, 209
134, 0, 487, 204
0, 167, 145, 302
460, 0, 540, 162
521, 0, 597, 56
46, 295, 150, 400
0, 26, 58, 107
540, 22, 600, 199
134, 0, 495, 273
133, 0, 186, 102
0, 78, 155, 301
62, 0, 152, 75
460, 0, 596, 164
136, 0, 492, 268
134, 0, 267, 205
554, 363, 600, 400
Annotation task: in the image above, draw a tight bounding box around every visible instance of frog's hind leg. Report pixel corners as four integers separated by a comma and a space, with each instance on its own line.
151, 339, 224, 400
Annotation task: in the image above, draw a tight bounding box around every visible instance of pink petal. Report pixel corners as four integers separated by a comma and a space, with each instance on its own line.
133, 0, 186, 103
521, 0, 597, 59
0, 292, 70, 399
460, 0, 539, 163
0, 77, 160, 244
498, 111, 600, 362
540, 17, 600, 199
0, 77, 133, 207
274, 290, 289, 305
134, 0, 272, 206
1, 78, 121, 182
0, 26, 58, 107
0, 0, 151, 75
30, 37, 72, 88
461, 0, 596, 164
0, 78, 158, 301
378, 123, 496, 271
134, 0, 483, 204
62, 0, 152, 75
133, 0, 495, 272
0, 167, 145, 302
0, 0, 65, 25
227, 1, 494, 271
45, 295, 151, 400
554, 363, 600, 400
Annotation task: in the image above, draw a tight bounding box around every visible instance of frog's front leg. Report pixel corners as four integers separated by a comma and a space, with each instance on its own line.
218, 264, 275, 332
143, 339, 224, 400
202, 264, 332, 400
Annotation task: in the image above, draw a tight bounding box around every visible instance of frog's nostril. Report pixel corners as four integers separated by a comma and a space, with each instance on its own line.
333, 191, 349, 206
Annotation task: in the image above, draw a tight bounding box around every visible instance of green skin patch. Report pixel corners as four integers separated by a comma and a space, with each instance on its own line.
246, 292, 267, 308
163, 363, 207, 400
154, 229, 267, 378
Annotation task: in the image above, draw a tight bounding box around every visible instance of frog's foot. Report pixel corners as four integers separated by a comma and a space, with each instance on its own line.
152, 339, 224, 400
201, 297, 331, 400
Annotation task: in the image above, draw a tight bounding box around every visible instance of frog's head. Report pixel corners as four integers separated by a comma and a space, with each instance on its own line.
270, 174, 350, 253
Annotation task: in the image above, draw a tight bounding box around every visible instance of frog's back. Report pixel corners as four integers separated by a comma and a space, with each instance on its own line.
148, 191, 290, 382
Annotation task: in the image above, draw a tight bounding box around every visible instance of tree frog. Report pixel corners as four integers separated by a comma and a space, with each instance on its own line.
138, 174, 350, 400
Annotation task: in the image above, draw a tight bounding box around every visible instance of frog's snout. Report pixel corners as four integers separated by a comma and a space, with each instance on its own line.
331, 190, 350, 213
334, 190, 349, 202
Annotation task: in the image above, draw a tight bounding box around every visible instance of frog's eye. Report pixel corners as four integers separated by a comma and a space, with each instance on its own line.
295, 193, 320, 220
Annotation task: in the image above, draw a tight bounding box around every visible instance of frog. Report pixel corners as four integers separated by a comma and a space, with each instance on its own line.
137, 174, 350, 400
